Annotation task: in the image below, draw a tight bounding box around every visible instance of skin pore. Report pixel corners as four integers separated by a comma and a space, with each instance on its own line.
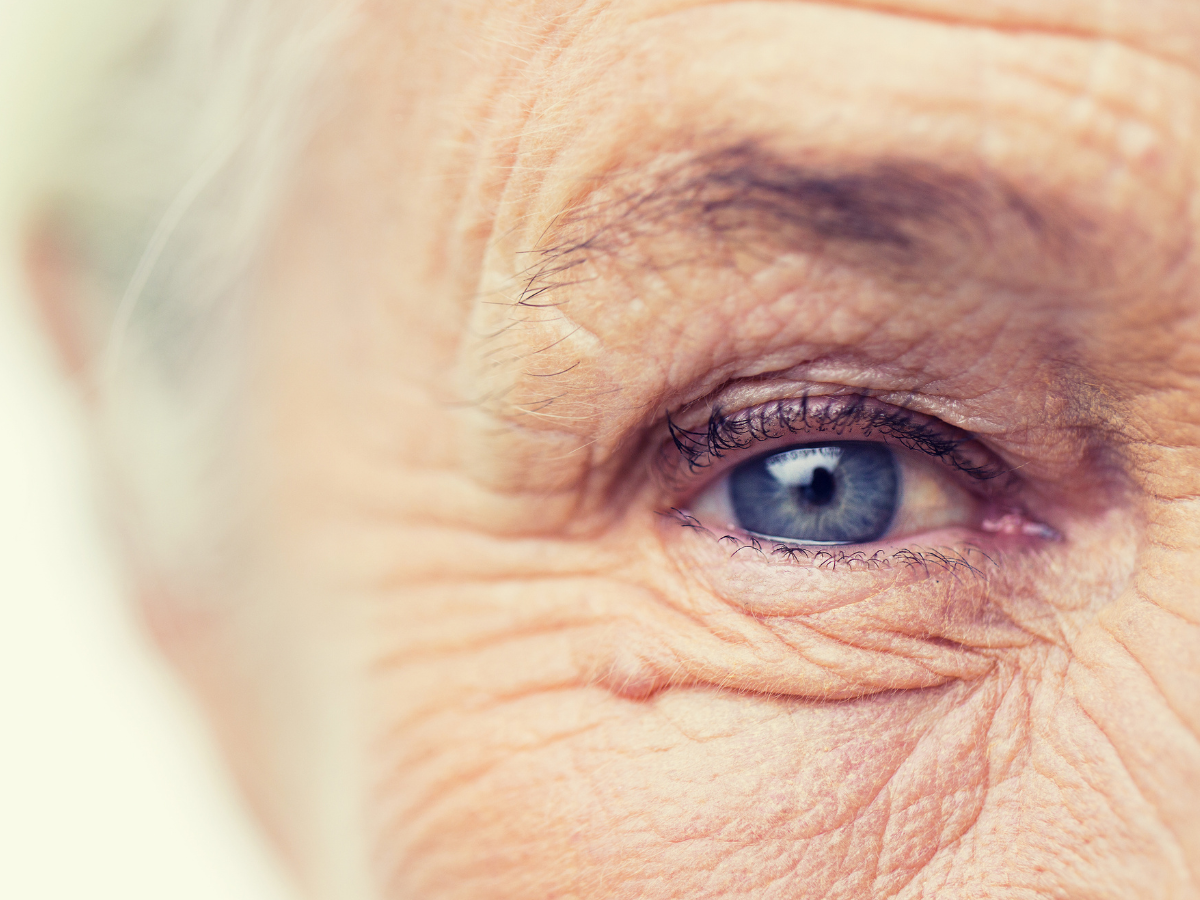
72, 0, 1200, 897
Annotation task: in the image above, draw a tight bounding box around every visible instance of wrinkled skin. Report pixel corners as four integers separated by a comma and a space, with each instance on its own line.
67, 0, 1200, 897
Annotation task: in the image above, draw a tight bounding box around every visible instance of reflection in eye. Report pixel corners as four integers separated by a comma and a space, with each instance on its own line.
690, 440, 979, 546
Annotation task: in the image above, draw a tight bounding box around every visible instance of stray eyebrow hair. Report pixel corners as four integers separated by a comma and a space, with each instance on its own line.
517, 140, 1085, 306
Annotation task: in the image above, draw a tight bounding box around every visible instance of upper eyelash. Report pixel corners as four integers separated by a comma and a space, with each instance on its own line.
665, 393, 1010, 483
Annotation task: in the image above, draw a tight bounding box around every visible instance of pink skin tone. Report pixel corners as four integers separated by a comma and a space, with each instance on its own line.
36, 0, 1200, 897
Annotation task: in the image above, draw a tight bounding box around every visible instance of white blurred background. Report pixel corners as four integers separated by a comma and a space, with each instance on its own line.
0, 259, 297, 900
0, 1, 296, 897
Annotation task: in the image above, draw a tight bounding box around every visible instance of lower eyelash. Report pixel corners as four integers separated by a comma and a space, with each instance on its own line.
662, 507, 1000, 577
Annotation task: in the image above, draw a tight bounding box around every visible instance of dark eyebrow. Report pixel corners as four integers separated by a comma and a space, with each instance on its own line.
518, 141, 1087, 305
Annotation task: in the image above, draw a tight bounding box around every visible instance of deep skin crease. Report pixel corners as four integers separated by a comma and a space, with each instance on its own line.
53, 0, 1200, 898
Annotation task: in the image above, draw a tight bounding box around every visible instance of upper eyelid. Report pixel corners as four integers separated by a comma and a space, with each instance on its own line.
658, 394, 1020, 493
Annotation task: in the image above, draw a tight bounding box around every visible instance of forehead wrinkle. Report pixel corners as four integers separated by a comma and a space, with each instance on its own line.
787, 0, 1200, 78
610, 0, 1200, 78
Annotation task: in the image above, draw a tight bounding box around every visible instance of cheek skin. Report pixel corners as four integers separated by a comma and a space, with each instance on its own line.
352, 485, 1191, 900
363, 570, 1188, 898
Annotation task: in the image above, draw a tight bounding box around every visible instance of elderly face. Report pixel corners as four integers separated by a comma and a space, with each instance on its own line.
112, 0, 1200, 896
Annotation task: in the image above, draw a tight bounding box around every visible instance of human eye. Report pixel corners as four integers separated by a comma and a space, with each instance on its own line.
663, 393, 1057, 560
691, 439, 967, 545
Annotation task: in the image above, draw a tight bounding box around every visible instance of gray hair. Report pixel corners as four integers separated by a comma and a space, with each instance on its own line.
12, 0, 356, 580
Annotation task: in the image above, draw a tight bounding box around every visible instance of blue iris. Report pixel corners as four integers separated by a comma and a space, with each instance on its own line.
728, 442, 899, 544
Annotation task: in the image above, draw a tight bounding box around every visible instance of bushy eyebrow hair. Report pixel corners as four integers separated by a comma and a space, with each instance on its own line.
516, 141, 1082, 306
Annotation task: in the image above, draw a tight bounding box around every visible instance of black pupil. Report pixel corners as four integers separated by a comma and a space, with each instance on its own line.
728, 441, 899, 545
801, 466, 836, 506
